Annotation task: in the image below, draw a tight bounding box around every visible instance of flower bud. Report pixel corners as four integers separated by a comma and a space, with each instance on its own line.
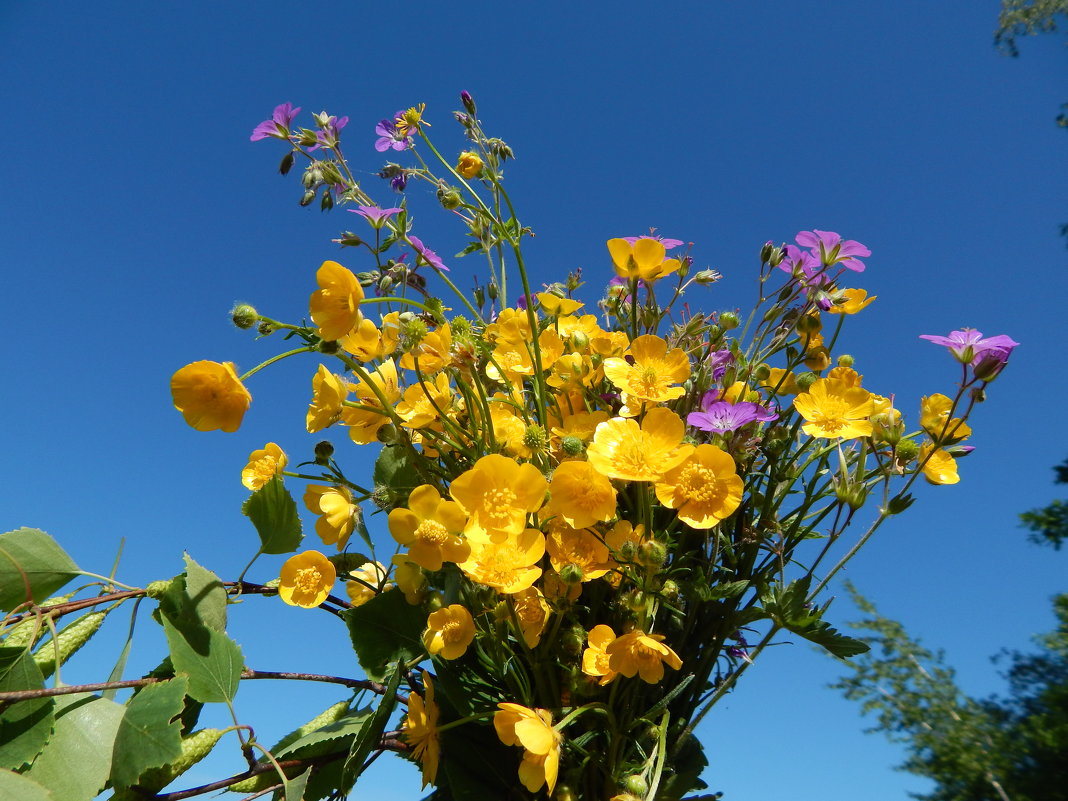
318, 339, 340, 354
425, 591, 445, 612
660, 579, 681, 603
231, 303, 258, 330
895, 439, 920, 462
473, 285, 486, 308
559, 563, 585, 585
320, 190, 334, 211
623, 776, 649, 797
378, 275, 394, 295
300, 189, 317, 207
837, 354, 855, 367
795, 371, 818, 391
278, 151, 296, 176
437, 184, 463, 209
460, 90, 477, 115
639, 540, 667, 567
767, 244, 786, 268
486, 137, 514, 160
969, 386, 987, 403
314, 441, 334, 464
560, 435, 585, 457
694, 269, 721, 284
719, 311, 740, 330
561, 627, 585, 656
753, 363, 771, 382
760, 240, 776, 264
884, 492, 915, 515
835, 480, 868, 510
764, 304, 785, 322
795, 313, 821, 335
523, 425, 548, 454
487, 281, 499, 301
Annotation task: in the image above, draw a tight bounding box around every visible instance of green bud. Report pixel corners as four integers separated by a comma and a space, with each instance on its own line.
257, 321, 275, 336
767, 244, 785, 268
719, 311, 740, 330
795, 313, 821, 334
230, 303, 258, 330
425, 591, 445, 612
437, 184, 463, 209
895, 438, 920, 463
487, 281, 499, 301
694, 269, 721, 284
559, 563, 585, 585
705, 324, 722, 342
639, 540, 667, 567
314, 440, 334, 464
300, 188, 317, 207
473, 286, 486, 308
318, 339, 340, 354
560, 435, 585, 457
660, 579, 681, 603
764, 304, 785, 322
560, 627, 585, 656
884, 493, 915, 515
486, 137, 514, 160
320, 190, 334, 211
753, 363, 771, 382
523, 425, 548, 453
623, 775, 649, 797
570, 331, 590, 351
145, 579, 175, 600
378, 275, 394, 295
835, 481, 868, 511
376, 423, 399, 444
795, 371, 818, 391
837, 354, 855, 367
278, 151, 296, 176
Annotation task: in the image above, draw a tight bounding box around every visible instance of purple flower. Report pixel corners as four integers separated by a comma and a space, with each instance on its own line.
688, 398, 778, 433
919, 329, 1020, 366
375, 112, 413, 152
516, 293, 533, 311
622, 234, 685, 249
795, 230, 870, 272
350, 205, 402, 228
408, 236, 449, 272
313, 114, 349, 149
707, 349, 734, 382
776, 243, 822, 276
250, 102, 301, 142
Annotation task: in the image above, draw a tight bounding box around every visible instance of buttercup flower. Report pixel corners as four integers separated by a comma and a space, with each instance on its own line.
389, 485, 470, 571
494, 704, 563, 794
250, 102, 300, 141
241, 442, 288, 490
586, 408, 694, 482
607, 237, 681, 281
793, 378, 874, 439
602, 335, 690, 405
423, 604, 475, 660
545, 461, 617, 529
919, 393, 972, 444
403, 671, 440, 788
507, 587, 553, 647
449, 454, 547, 542
827, 287, 876, 315
309, 260, 364, 341
582, 624, 620, 685
546, 522, 613, 582
607, 629, 683, 684
171, 360, 252, 433
304, 484, 357, 549
345, 561, 393, 607
459, 528, 545, 594
306, 364, 349, 433
457, 151, 483, 178
655, 445, 744, 529
920, 444, 960, 485
278, 550, 336, 608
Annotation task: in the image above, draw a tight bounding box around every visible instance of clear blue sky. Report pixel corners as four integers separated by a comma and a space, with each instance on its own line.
2, 1, 1066, 799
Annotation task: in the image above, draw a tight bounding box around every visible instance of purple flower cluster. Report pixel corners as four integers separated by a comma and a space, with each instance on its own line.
776, 229, 871, 309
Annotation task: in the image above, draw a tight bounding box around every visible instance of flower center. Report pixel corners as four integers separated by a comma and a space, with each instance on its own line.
294, 567, 323, 595
416, 519, 450, 545
677, 464, 724, 504
484, 487, 519, 522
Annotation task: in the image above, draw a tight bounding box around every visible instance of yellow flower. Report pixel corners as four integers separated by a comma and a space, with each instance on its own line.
655, 444, 744, 529
389, 485, 470, 571
760, 367, 799, 396
344, 561, 393, 607
537, 293, 584, 316
241, 442, 288, 490
606, 238, 681, 282
920, 394, 972, 445
449, 454, 547, 542
606, 629, 683, 683
457, 151, 483, 178
391, 555, 428, 605
504, 587, 553, 648
494, 704, 562, 794
278, 550, 336, 608
309, 260, 364, 341
459, 528, 545, 594
586, 408, 694, 482
423, 604, 475, 660
395, 103, 429, 137
602, 335, 690, 406
341, 359, 402, 444
545, 461, 617, 529
920, 444, 960, 485
490, 403, 533, 459
403, 671, 440, 788
396, 373, 455, 429
827, 287, 876, 315
304, 484, 356, 549
340, 317, 391, 362
306, 365, 349, 433
171, 360, 251, 433
793, 378, 875, 439
400, 322, 452, 374
546, 522, 613, 582
582, 624, 619, 685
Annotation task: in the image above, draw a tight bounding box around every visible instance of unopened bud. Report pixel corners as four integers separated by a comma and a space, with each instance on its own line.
300, 189, 317, 207
972, 356, 1007, 382
753, 363, 771, 382
837, 354, 855, 367
760, 241, 776, 264
639, 540, 667, 567
318, 339, 340, 354
320, 190, 334, 211
560, 628, 585, 656
694, 269, 721, 284
487, 281, 499, 301
795, 371, 818, 391
835, 481, 868, 510
559, 563, 584, 585
486, 138, 514, 160
425, 591, 445, 612
437, 184, 463, 209
231, 303, 258, 330
660, 579, 680, 603
767, 244, 786, 268
473, 285, 486, 308
795, 314, 821, 335
560, 435, 585, 457
623, 775, 649, 797
376, 423, 399, 443
969, 386, 987, 403
460, 90, 477, 115
719, 311, 740, 330
314, 441, 334, 464
278, 151, 296, 176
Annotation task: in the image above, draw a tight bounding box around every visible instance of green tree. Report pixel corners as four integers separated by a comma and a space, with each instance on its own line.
1020, 458, 1068, 549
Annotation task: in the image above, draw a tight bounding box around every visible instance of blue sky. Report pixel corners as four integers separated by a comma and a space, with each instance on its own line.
2, 1, 1066, 799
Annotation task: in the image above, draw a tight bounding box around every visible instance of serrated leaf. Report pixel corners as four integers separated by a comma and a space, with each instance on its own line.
0, 529, 79, 612
789, 617, 871, 658
373, 446, 423, 508
242, 476, 303, 554
283, 767, 312, 801
0, 769, 55, 801
0, 649, 54, 770
24, 694, 125, 801
181, 554, 228, 632
276, 706, 373, 760
110, 677, 188, 787
342, 590, 427, 682
161, 617, 242, 703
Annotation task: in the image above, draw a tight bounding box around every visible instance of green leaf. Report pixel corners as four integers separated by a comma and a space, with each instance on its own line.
343, 665, 401, 787
0, 769, 55, 801
24, 694, 125, 801
242, 476, 303, 554
0, 649, 54, 770
764, 577, 869, 658
0, 529, 79, 612
342, 589, 427, 682
161, 616, 243, 703
282, 767, 312, 801
373, 445, 423, 508
153, 555, 227, 652
275, 706, 373, 759
110, 677, 188, 787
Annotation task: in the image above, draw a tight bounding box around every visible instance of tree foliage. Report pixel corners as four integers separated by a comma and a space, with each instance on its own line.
996, 0, 1068, 56
1020, 458, 1068, 549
